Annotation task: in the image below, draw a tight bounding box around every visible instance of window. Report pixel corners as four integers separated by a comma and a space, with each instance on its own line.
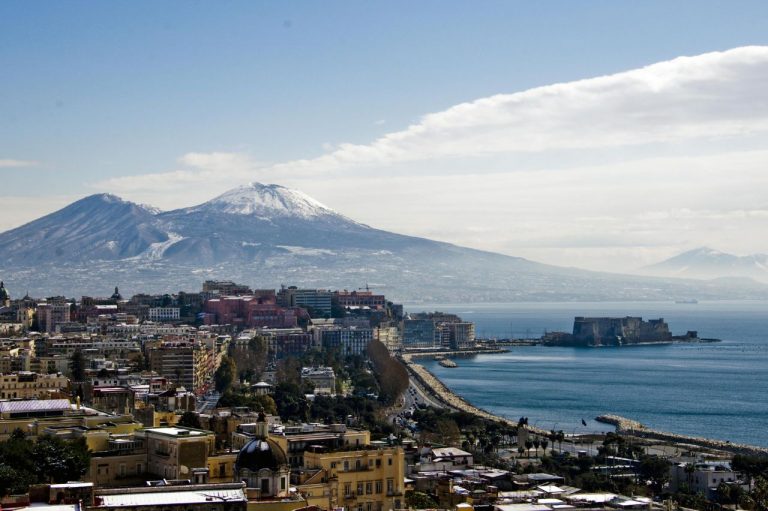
366, 482, 372, 494
388, 458, 392, 466
376, 459, 381, 467
387, 479, 394, 493
331, 462, 337, 469
375, 481, 383, 494
357, 483, 364, 496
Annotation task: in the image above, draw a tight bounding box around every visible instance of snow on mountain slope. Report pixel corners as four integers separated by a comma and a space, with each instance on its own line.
189, 182, 349, 220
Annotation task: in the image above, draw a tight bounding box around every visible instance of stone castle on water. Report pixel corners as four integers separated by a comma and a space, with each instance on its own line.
542, 316, 702, 347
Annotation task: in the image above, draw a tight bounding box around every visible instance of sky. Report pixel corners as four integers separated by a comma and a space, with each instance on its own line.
2, 1, 768, 273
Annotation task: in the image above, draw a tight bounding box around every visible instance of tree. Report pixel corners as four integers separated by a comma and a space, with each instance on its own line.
405, 491, 438, 509
367, 339, 408, 405
70, 349, 86, 381
177, 411, 202, 429
638, 455, 670, 495
752, 476, 768, 511
525, 439, 533, 458
32, 435, 90, 483
214, 355, 237, 393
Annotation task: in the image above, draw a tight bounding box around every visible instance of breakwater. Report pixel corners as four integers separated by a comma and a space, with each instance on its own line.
405, 348, 509, 359
596, 414, 768, 457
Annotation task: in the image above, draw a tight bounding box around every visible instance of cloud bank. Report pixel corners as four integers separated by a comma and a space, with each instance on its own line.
94, 46, 768, 272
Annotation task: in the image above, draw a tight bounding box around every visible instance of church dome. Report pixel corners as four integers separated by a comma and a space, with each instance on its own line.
0, 281, 9, 301
235, 437, 287, 472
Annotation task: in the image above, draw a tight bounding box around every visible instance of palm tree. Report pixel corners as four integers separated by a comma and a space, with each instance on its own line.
541, 438, 549, 455
525, 439, 533, 458
533, 437, 541, 457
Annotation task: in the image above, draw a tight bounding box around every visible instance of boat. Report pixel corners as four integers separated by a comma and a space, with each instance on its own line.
438, 359, 458, 368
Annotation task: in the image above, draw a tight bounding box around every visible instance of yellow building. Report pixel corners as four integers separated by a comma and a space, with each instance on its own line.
0, 371, 68, 399
0, 398, 142, 441
296, 445, 406, 511
139, 426, 216, 480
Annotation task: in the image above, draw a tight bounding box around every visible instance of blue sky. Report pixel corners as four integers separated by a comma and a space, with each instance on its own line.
2, 1, 768, 271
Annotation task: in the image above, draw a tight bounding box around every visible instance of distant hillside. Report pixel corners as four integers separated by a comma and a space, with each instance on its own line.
1, 185, 767, 301
642, 247, 768, 283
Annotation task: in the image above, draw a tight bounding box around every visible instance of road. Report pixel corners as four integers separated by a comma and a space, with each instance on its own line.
196, 391, 221, 413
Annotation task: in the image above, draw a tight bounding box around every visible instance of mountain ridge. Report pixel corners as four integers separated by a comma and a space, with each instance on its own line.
642, 247, 768, 283
1, 185, 767, 301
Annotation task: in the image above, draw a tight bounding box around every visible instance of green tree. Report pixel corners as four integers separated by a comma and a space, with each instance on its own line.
70, 349, 86, 381
752, 476, 768, 511
405, 491, 438, 509
214, 355, 237, 393
177, 411, 202, 429
32, 435, 90, 483
638, 455, 670, 495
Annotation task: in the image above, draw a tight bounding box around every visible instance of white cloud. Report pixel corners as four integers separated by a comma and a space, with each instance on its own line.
88, 46, 768, 272
0, 159, 38, 168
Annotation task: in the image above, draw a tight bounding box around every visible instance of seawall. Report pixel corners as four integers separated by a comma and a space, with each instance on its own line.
596, 414, 768, 457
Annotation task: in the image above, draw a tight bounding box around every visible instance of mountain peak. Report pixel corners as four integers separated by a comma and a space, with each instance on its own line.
199, 182, 341, 219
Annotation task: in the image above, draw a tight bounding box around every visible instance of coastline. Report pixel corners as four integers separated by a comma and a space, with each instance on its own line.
404, 352, 768, 456
401, 352, 550, 436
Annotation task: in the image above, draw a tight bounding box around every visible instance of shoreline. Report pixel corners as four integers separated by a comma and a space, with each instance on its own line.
403, 352, 768, 457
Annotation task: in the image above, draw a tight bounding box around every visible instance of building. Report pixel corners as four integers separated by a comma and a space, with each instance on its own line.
316, 327, 373, 356
301, 367, 336, 396
277, 287, 332, 317
334, 290, 386, 311
37, 302, 72, 333
571, 317, 672, 346
234, 415, 291, 499
296, 445, 406, 511
91, 482, 248, 511
148, 343, 212, 394
402, 319, 437, 349
442, 322, 476, 349
147, 307, 181, 322
140, 426, 216, 480
203, 280, 254, 296
0, 371, 68, 399
670, 461, 743, 499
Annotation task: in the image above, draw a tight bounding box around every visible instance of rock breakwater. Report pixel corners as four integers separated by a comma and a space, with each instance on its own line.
597, 414, 768, 456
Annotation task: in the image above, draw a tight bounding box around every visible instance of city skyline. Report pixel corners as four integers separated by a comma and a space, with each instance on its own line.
2, 2, 768, 273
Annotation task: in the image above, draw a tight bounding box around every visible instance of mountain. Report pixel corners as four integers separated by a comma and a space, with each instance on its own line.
1, 184, 767, 301
0, 194, 168, 266
642, 247, 768, 283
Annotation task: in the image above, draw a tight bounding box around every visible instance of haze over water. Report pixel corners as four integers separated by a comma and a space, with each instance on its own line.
409, 301, 768, 447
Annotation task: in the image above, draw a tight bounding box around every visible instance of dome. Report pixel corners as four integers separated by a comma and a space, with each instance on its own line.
235, 438, 287, 472
0, 281, 9, 301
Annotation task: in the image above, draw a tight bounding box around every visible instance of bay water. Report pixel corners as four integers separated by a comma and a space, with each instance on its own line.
407, 301, 768, 447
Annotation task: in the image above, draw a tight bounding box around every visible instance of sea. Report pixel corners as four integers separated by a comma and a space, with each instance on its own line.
405, 301, 768, 447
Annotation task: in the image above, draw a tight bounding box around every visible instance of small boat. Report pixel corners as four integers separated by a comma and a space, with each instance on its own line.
438, 359, 458, 368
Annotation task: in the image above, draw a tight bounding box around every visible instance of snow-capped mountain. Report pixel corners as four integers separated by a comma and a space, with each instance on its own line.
1, 185, 767, 301
0, 193, 168, 266
642, 247, 768, 283
187, 183, 349, 220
